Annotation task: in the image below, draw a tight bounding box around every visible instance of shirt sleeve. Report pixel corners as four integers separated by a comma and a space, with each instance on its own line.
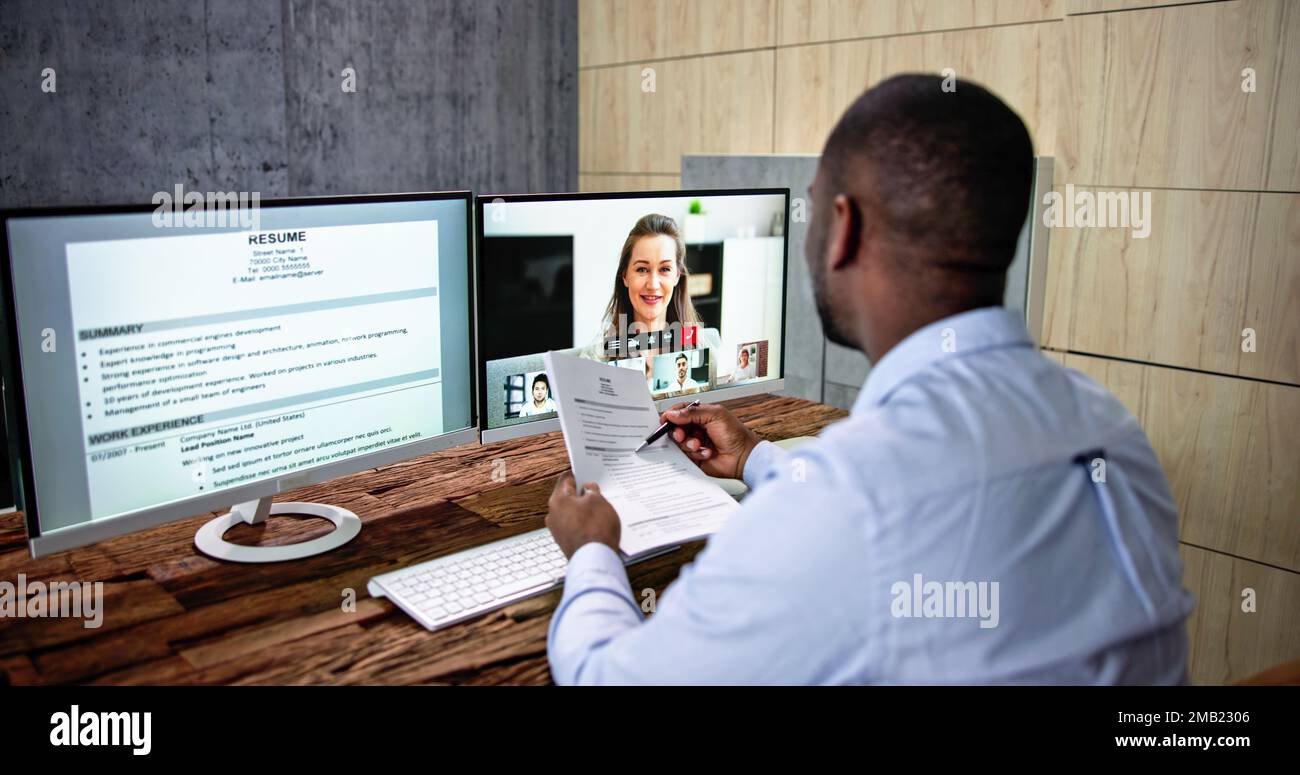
742, 439, 789, 489
546, 440, 874, 685
545, 542, 645, 683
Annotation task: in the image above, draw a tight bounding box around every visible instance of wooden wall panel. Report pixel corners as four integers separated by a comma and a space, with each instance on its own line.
579, 51, 775, 174
778, 0, 1060, 45
773, 21, 1059, 155
1061, 353, 1300, 574
1066, 0, 1192, 13
580, 0, 1300, 685
1059, 0, 1300, 190
579, 0, 775, 67
1042, 188, 1300, 385
578, 174, 681, 192
1066, 0, 1216, 13
1181, 544, 1300, 685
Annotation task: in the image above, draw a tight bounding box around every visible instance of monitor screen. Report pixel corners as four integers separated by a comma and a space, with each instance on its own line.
477, 190, 788, 438
2, 192, 475, 551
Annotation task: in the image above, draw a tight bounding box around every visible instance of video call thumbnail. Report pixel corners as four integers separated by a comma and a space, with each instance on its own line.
505, 369, 558, 419
480, 191, 787, 431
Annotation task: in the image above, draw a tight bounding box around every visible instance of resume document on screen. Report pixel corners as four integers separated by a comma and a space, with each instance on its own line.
67, 221, 445, 520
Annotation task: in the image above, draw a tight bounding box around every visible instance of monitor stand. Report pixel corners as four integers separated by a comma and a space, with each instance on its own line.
194, 496, 362, 563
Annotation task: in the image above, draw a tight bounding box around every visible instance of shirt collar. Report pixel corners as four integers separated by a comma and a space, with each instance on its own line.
854, 306, 1035, 412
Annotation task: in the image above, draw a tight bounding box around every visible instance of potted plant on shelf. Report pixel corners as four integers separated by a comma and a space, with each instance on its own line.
684, 198, 708, 243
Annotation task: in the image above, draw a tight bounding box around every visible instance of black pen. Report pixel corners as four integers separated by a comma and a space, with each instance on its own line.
634, 399, 701, 453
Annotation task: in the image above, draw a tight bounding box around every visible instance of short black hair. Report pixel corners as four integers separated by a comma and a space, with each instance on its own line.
822, 74, 1033, 273
675, 353, 688, 365
531, 373, 549, 389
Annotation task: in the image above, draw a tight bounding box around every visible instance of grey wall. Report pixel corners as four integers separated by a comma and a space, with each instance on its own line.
0, 0, 578, 509
0, 0, 577, 207
682, 154, 826, 404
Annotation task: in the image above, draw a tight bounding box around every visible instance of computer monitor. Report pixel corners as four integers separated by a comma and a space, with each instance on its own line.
1, 191, 477, 561
475, 189, 789, 443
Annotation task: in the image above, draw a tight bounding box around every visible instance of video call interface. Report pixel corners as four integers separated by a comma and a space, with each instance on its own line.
479, 192, 787, 431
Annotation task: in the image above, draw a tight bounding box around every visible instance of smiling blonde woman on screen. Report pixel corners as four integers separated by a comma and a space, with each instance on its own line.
577, 214, 720, 366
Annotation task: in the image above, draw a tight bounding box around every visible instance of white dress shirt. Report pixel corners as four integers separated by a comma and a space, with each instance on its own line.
519, 397, 556, 416
547, 307, 1194, 684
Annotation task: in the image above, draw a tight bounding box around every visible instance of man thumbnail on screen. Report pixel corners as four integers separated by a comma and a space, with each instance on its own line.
650, 349, 710, 398
503, 369, 558, 419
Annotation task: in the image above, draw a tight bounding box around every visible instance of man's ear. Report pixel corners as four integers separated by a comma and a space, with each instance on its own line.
828, 193, 861, 272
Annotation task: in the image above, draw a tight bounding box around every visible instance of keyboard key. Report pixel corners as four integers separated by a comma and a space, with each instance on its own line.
492, 574, 552, 599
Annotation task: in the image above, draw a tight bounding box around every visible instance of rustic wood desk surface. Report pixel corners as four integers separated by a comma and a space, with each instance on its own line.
0, 394, 846, 685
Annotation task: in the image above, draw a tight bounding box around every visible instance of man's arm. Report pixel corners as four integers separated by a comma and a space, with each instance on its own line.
546, 441, 870, 685
545, 542, 644, 683
544, 439, 781, 684
545, 442, 785, 683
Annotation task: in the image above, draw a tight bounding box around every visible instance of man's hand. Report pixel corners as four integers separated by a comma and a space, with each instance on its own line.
660, 402, 761, 480
546, 472, 621, 558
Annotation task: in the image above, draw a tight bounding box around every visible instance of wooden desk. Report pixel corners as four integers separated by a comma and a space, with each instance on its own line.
0, 394, 846, 685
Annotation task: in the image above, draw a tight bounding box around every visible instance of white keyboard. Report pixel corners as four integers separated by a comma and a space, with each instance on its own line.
367, 528, 569, 631
367, 439, 816, 631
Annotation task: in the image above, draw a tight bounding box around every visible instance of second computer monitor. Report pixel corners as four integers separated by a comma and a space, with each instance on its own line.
476, 189, 789, 443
